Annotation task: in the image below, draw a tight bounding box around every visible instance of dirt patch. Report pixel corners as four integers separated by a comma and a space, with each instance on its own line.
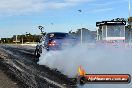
0, 69, 18, 88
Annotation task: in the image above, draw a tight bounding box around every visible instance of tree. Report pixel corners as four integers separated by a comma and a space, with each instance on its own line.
128, 17, 132, 22
111, 18, 126, 21
38, 26, 46, 35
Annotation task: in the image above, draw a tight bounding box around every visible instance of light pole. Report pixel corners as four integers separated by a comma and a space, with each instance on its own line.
51, 23, 54, 31
130, 29, 131, 43
129, 0, 131, 43
129, 0, 131, 18
78, 10, 83, 44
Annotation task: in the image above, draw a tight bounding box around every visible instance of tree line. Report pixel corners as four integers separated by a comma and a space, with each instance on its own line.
0, 33, 41, 44
1, 17, 132, 44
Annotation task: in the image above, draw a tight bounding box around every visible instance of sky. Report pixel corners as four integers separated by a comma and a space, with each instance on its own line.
0, 0, 131, 38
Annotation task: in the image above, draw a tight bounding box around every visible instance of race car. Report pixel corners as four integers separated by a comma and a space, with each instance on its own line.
35, 32, 76, 58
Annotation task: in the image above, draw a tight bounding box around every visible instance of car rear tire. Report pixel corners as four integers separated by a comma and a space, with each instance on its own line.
35, 50, 40, 58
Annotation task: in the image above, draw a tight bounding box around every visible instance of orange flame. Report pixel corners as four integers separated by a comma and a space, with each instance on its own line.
78, 66, 86, 76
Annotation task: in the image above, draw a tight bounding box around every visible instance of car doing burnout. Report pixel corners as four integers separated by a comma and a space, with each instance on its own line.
35, 32, 76, 57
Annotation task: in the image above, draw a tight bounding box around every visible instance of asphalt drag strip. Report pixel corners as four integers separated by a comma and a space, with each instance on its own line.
0, 45, 77, 88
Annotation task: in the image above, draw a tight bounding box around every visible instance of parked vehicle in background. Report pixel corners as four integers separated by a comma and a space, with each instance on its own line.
35, 32, 76, 58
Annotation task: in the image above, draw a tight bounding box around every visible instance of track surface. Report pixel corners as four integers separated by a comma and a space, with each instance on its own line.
0, 45, 77, 88
0, 69, 19, 88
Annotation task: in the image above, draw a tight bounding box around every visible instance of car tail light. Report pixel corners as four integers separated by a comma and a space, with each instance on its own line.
48, 41, 56, 46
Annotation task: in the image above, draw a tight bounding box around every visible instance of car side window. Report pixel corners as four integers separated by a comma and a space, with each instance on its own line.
44, 35, 48, 45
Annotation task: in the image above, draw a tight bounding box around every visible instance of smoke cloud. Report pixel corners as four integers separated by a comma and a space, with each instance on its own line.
38, 44, 132, 88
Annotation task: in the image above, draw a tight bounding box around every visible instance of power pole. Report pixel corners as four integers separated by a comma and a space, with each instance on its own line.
16, 35, 18, 44
129, 0, 131, 18
129, 0, 131, 43
81, 29, 83, 44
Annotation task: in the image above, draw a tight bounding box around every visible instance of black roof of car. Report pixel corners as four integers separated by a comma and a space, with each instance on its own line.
47, 32, 68, 34
41, 32, 68, 37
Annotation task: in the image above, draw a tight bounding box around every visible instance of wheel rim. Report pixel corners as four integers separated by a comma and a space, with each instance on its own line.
35, 51, 38, 55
